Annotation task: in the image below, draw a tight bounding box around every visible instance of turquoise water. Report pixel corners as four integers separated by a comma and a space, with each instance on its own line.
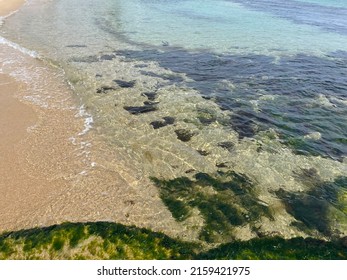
1, 0, 346, 241
3, 0, 347, 55
98, 0, 347, 54
2, 0, 347, 159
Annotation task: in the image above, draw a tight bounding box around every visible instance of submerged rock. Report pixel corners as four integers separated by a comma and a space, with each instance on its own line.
96, 86, 116, 94
151, 120, 167, 129
124, 105, 157, 115
144, 101, 160, 106
218, 141, 235, 152
100, 54, 116, 61
142, 92, 157, 101
197, 150, 210, 156
150, 116, 175, 129
163, 117, 175, 125
114, 79, 136, 88
70, 55, 99, 63
175, 129, 195, 142
216, 162, 228, 168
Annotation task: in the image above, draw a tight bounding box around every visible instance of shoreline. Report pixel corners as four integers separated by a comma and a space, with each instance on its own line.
2, 0, 345, 246
0, 0, 186, 239
0, 44, 87, 232
0, 52, 183, 238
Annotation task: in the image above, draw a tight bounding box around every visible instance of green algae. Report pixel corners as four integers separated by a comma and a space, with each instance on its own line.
197, 236, 347, 260
197, 108, 218, 125
1, 222, 346, 260
151, 171, 273, 242
284, 137, 319, 156
0, 222, 194, 260
52, 237, 65, 251
276, 176, 347, 236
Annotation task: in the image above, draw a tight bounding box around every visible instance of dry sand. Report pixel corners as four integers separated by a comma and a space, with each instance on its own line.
0, 0, 25, 17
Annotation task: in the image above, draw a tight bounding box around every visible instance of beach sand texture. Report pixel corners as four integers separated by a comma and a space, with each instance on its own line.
0, 0, 25, 16
0, 0, 187, 239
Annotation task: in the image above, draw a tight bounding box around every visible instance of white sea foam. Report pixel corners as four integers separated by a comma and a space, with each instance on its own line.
304, 131, 322, 141
0, 36, 38, 58
77, 105, 94, 136
330, 96, 347, 106
316, 94, 337, 108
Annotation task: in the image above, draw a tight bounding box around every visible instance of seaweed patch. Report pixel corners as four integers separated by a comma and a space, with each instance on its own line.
124, 105, 157, 115
150, 116, 175, 129
97, 86, 116, 94
100, 54, 116, 61
142, 92, 157, 101
1, 222, 346, 259
217, 141, 235, 152
197, 109, 218, 125
151, 171, 273, 242
197, 150, 210, 156
114, 80, 136, 88
275, 176, 347, 236
175, 129, 196, 142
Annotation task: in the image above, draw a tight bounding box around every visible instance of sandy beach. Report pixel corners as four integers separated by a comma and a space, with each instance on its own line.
0, 0, 188, 239
0, 60, 184, 235
0, 0, 25, 16
0, 0, 346, 257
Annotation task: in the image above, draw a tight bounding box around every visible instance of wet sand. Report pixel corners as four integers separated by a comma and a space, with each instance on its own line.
0, 73, 76, 230
0, 64, 185, 240
0, 53, 185, 238
0, 1, 188, 239
0, 74, 38, 213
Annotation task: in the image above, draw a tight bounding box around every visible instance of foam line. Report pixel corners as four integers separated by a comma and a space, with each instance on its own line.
0, 36, 38, 58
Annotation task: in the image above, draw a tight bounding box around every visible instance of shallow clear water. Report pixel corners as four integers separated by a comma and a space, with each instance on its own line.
1, 0, 346, 241
2, 0, 347, 159
105, 0, 347, 53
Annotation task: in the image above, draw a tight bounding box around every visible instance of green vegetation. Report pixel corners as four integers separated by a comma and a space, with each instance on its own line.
1, 222, 346, 260
276, 175, 347, 236
282, 137, 321, 157
197, 236, 347, 260
0, 222, 194, 260
151, 171, 273, 242
1, 169, 345, 260
197, 108, 218, 125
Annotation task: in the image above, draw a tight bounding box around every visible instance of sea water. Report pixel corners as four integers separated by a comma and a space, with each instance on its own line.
1, 0, 346, 241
